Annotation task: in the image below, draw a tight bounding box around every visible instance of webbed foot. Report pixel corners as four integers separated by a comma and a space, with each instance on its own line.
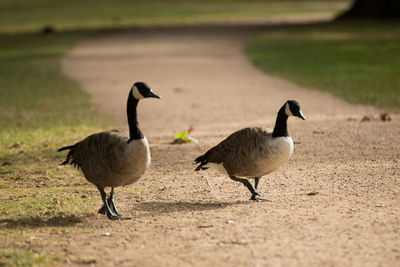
249, 194, 271, 202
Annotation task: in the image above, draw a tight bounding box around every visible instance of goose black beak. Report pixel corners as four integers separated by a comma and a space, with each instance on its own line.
298, 111, 306, 120
148, 91, 161, 99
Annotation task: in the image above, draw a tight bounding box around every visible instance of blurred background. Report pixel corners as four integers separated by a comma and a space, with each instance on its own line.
0, 0, 398, 130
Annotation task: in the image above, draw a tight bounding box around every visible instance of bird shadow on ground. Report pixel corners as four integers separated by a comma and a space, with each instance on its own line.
0, 214, 91, 229
130, 200, 252, 216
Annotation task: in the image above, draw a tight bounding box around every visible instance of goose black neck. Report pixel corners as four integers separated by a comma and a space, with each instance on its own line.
272, 106, 289, 138
127, 93, 143, 141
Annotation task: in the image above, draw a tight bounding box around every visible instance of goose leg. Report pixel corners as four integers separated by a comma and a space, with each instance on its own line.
98, 205, 106, 215
254, 177, 260, 190
108, 188, 120, 216
229, 176, 260, 200
97, 186, 130, 220
252, 177, 270, 202
98, 188, 120, 216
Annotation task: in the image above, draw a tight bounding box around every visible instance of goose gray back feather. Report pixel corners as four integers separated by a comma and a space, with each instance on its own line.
64, 131, 150, 188
196, 127, 293, 178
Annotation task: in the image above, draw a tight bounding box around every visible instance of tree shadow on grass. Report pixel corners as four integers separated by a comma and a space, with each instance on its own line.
0, 214, 90, 229
131, 200, 251, 216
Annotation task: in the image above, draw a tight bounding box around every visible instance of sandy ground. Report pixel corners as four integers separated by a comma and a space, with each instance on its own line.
59, 23, 400, 266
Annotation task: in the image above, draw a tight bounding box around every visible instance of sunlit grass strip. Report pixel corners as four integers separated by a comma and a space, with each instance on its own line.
0, 31, 112, 226
0, 0, 348, 34
0, 31, 112, 264
246, 22, 400, 111
0, 33, 111, 129
0, 185, 97, 224
0, 249, 59, 267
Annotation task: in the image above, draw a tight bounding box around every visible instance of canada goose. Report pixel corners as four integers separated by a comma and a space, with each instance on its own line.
194, 100, 305, 201
58, 82, 160, 220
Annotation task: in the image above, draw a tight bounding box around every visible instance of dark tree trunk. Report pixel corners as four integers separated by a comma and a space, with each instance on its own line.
338, 0, 400, 19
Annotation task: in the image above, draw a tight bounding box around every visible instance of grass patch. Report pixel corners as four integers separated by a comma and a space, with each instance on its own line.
0, 32, 110, 128
0, 249, 59, 267
0, 0, 349, 33
0, 31, 112, 259
246, 22, 400, 111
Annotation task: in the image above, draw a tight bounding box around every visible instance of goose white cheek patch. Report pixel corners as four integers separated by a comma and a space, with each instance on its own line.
284, 102, 293, 116
132, 86, 144, 99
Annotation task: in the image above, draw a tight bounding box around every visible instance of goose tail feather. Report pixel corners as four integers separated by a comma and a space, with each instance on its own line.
57, 145, 74, 152
194, 154, 209, 171
60, 159, 70, 166
57, 144, 75, 166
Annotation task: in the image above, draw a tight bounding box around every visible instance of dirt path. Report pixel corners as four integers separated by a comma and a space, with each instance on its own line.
61, 24, 400, 266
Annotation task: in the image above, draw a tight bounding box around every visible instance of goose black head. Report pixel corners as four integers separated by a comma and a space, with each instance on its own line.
131, 82, 161, 100
284, 100, 306, 120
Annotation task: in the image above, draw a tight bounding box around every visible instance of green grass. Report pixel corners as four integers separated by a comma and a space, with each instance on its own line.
0, 33, 110, 128
0, 0, 348, 33
246, 22, 400, 111
0, 249, 59, 267
0, 32, 111, 187
0, 31, 111, 265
